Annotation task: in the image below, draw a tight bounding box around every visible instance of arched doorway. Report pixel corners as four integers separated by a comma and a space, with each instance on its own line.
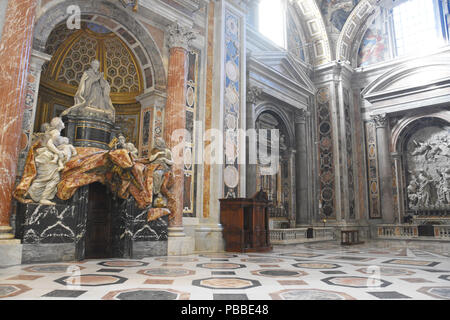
255, 110, 295, 226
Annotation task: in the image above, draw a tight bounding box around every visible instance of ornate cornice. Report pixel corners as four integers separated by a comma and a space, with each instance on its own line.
167, 22, 196, 50
371, 113, 388, 128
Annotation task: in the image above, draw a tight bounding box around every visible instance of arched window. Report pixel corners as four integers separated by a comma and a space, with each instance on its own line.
257, 0, 287, 48
392, 0, 447, 57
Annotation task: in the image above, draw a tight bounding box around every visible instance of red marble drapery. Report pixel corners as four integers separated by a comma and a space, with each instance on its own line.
0, 0, 38, 229
164, 46, 188, 229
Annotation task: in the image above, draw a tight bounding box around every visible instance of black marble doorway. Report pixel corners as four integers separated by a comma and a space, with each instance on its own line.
85, 183, 113, 259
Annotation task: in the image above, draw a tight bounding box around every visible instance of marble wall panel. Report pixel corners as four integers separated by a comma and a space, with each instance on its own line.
316, 87, 336, 219
365, 120, 381, 219
223, 9, 241, 198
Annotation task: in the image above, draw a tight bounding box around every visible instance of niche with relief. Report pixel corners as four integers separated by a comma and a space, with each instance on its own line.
402, 118, 450, 213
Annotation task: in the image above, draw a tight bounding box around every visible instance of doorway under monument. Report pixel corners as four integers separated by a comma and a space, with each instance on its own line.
85, 182, 113, 259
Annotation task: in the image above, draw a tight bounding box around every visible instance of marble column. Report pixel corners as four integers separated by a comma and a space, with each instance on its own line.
295, 110, 308, 225
245, 86, 262, 197
372, 113, 395, 224
392, 152, 404, 224
287, 149, 297, 227
164, 22, 195, 252
0, 0, 38, 241
16, 50, 52, 177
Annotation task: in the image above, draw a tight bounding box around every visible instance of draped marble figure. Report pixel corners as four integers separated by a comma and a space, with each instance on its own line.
61, 59, 116, 121
27, 117, 68, 205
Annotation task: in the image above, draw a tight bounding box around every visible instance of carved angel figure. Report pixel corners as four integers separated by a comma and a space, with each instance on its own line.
411, 139, 431, 158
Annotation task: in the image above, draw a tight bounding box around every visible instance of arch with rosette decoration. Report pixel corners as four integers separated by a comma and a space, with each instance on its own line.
289, 0, 332, 66
335, 0, 381, 66
33, 0, 166, 90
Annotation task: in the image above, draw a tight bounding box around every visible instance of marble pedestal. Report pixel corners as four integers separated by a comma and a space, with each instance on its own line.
168, 232, 195, 256
0, 239, 22, 267
118, 198, 168, 258
195, 224, 225, 253
63, 115, 118, 149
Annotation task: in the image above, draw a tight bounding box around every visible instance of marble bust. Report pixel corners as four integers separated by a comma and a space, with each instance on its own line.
61, 59, 116, 122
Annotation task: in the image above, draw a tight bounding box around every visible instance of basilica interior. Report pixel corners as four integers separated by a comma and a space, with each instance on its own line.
0, 0, 449, 301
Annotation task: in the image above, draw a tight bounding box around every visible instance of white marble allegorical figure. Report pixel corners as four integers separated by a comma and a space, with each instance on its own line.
27, 117, 66, 205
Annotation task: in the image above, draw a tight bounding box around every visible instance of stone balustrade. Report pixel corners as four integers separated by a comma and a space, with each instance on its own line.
433, 225, 450, 239
375, 224, 450, 240
270, 227, 335, 244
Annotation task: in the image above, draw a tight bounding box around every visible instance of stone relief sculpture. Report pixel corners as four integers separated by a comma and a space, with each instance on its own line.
406, 126, 450, 211
60, 59, 116, 122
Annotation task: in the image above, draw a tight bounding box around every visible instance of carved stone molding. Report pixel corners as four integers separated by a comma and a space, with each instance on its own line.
372, 113, 388, 128
246, 86, 263, 104
167, 22, 196, 51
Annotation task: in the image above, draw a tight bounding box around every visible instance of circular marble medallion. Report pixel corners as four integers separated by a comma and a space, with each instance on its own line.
184, 147, 192, 169
225, 85, 239, 106
317, 88, 330, 104
226, 60, 238, 82
225, 114, 237, 130
186, 86, 195, 107
224, 165, 239, 188
226, 15, 238, 36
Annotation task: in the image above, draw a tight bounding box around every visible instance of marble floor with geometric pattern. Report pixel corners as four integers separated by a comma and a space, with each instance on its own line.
1, 240, 450, 300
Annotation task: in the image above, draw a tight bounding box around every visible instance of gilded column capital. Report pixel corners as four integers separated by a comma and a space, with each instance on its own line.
371, 113, 388, 128
167, 22, 196, 51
